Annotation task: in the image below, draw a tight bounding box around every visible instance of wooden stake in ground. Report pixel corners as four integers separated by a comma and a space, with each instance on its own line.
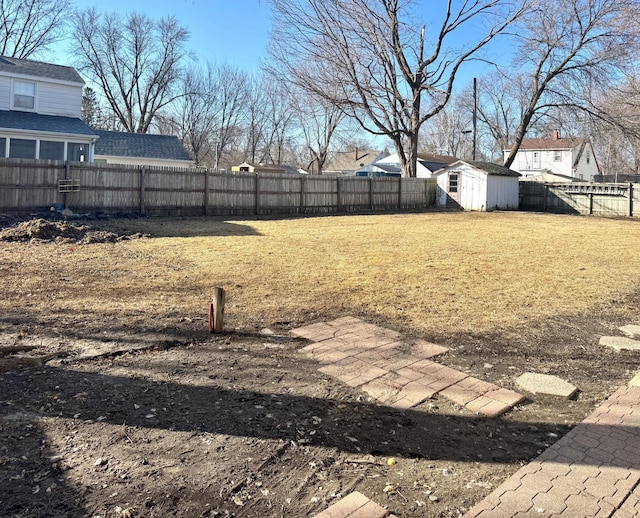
209, 287, 226, 333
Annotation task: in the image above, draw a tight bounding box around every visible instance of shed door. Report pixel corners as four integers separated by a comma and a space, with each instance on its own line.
446, 172, 461, 208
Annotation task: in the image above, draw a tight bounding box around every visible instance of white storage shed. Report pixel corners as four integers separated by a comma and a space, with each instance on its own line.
434, 160, 520, 211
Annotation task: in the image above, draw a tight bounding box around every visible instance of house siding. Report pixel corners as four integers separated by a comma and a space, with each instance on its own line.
510, 148, 573, 177
0, 76, 10, 110
37, 82, 82, 117
0, 78, 81, 117
574, 144, 600, 181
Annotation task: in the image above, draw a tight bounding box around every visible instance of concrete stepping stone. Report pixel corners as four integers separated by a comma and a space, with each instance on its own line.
600, 336, 640, 352
516, 372, 578, 399
619, 324, 640, 338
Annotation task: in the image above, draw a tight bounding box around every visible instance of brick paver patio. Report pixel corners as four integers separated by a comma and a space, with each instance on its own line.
292, 317, 525, 417
299, 318, 640, 517
464, 385, 640, 517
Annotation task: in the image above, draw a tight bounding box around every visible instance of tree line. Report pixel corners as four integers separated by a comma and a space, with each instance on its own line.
3, 0, 640, 176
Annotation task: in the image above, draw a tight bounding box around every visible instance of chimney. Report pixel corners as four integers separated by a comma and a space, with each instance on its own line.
552, 130, 559, 140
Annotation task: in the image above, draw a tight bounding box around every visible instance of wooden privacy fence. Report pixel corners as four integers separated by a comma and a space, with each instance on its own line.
519, 181, 639, 218
0, 158, 437, 216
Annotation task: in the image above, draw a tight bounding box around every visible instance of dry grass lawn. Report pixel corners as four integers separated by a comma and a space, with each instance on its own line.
3, 211, 640, 338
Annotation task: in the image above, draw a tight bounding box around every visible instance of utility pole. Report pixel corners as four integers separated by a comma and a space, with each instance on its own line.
472, 77, 477, 161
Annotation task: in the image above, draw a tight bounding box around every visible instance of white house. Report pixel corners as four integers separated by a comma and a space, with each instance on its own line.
504, 131, 600, 181
0, 55, 97, 161
94, 130, 194, 168
434, 160, 520, 211
374, 152, 458, 177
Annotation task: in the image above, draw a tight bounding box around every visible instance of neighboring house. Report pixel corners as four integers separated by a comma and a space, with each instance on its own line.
355, 162, 402, 177
504, 131, 600, 181
323, 148, 386, 175
0, 55, 97, 161
93, 130, 194, 168
231, 162, 286, 174
434, 160, 520, 211
375, 152, 458, 178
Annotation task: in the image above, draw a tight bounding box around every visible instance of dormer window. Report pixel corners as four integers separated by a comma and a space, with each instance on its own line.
13, 80, 36, 110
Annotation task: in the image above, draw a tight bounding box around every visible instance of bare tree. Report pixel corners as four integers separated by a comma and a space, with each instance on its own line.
261, 81, 295, 165
244, 77, 270, 163
210, 63, 248, 169
266, 0, 527, 177
503, 0, 640, 168
167, 62, 248, 168
0, 0, 70, 59
71, 8, 190, 134
420, 92, 474, 159
290, 85, 347, 174
584, 74, 640, 176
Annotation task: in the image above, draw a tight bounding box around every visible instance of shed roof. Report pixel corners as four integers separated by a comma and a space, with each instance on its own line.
437, 160, 520, 177
94, 130, 193, 161
0, 110, 96, 136
0, 55, 84, 83
417, 153, 458, 172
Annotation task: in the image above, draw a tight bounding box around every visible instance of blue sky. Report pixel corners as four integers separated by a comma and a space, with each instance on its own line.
51, 0, 271, 71
44, 0, 502, 86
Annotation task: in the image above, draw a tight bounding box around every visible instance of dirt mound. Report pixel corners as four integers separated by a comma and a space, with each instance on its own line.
0, 218, 146, 244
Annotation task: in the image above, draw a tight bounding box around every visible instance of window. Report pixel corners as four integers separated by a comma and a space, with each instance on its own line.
449, 173, 459, 193
67, 142, 87, 162
0, 137, 6, 157
9, 138, 36, 158
13, 80, 35, 110
554, 150, 562, 162
39, 141, 64, 160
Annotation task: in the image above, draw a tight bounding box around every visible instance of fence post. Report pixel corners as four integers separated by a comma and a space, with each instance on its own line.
589, 192, 594, 215
300, 175, 306, 214
254, 173, 260, 215
398, 177, 402, 209
203, 168, 209, 216
543, 183, 549, 213
629, 183, 634, 218
336, 176, 342, 213
369, 177, 374, 210
139, 167, 146, 215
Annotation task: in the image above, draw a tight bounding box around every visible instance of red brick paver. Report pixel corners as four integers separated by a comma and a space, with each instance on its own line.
464, 386, 640, 517
292, 317, 525, 417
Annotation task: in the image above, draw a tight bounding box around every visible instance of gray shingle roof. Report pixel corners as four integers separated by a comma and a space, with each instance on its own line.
0, 110, 97, 136
466, 161, 521, 177
94, 130, 193, 161
0, 56, 83, 83
437, 160, 520, 177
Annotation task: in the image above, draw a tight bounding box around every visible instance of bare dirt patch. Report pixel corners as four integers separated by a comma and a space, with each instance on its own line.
0, 218, 147, 244
2, 213, 640, 517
